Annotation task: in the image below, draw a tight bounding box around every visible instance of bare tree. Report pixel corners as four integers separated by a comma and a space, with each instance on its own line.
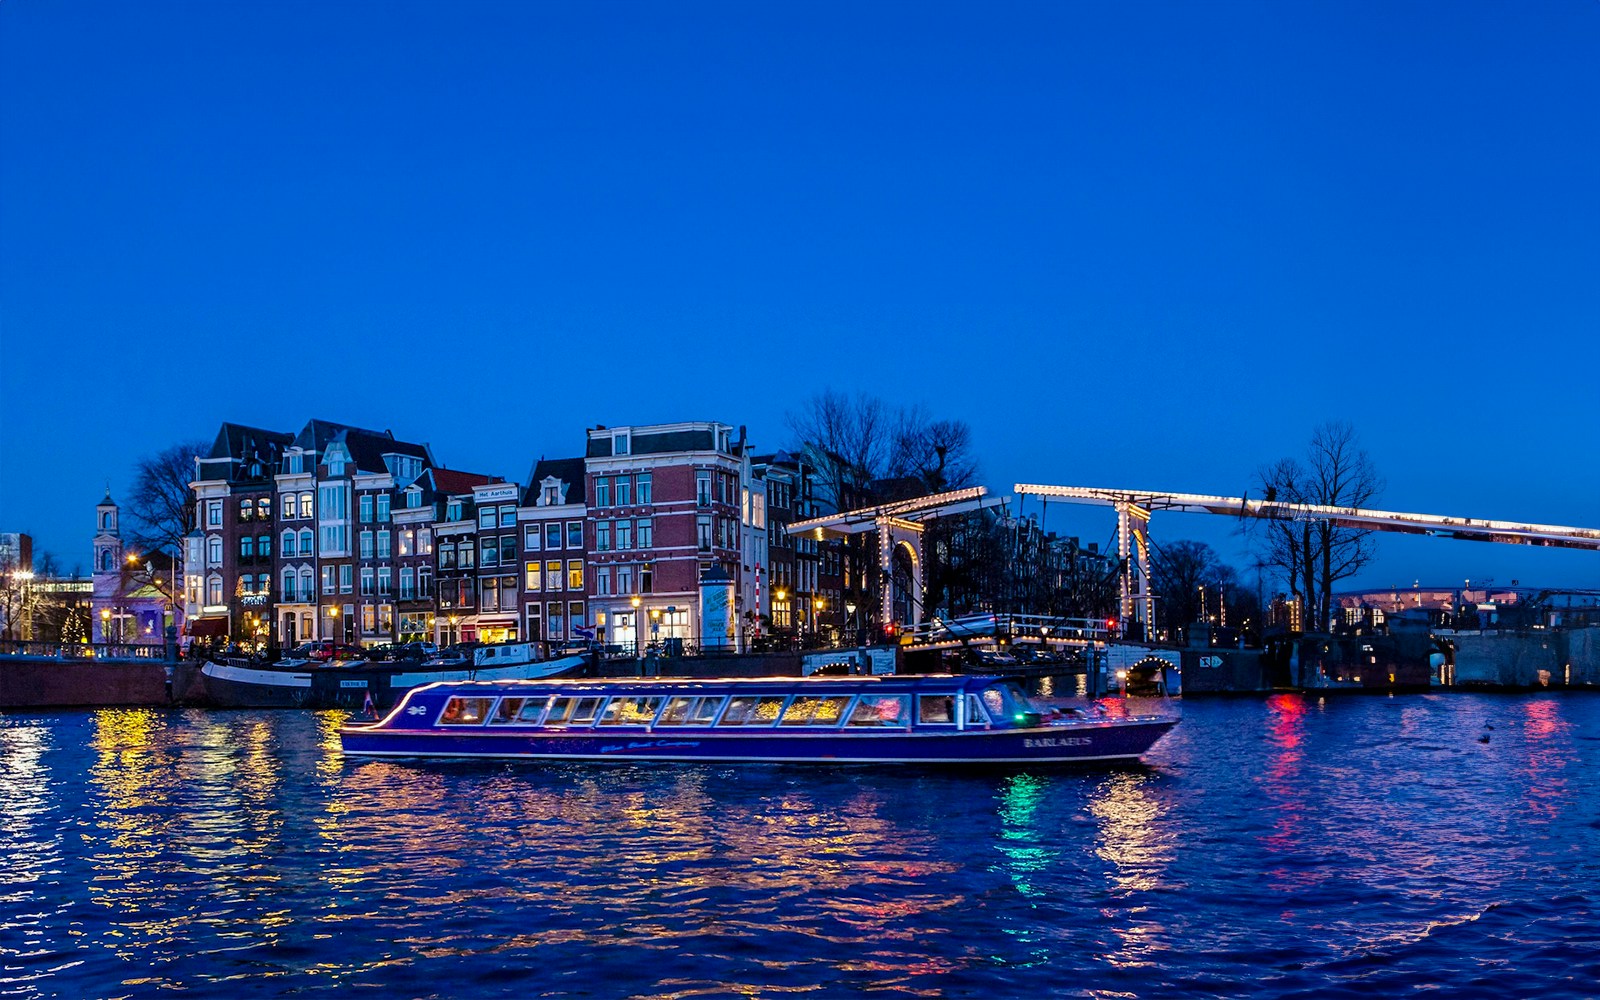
787, 390, 889, 512
1149, 539, 1222, 634
787, 391, 979, 511
127, 440, 207, 557
886, 407, 979, 494
1255, 422, 1383, 631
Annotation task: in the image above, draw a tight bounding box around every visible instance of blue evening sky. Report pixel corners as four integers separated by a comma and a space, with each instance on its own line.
2, 1, 1596, 590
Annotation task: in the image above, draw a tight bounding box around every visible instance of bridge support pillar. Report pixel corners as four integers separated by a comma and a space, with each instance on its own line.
1116, 502, 1154, 638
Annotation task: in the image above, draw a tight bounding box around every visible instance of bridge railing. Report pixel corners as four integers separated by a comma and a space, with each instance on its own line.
0, 639, 168, 661
901, 614, 1111, 646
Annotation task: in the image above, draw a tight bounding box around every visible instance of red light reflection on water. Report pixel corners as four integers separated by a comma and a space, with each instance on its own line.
1517, 699, 1572, 823
1259, 694, 1318, 901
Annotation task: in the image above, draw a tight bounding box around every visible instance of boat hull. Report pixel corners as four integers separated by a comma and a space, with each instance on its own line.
340, 717, 1177, 765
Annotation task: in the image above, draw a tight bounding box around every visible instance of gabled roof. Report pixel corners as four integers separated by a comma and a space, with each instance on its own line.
206, 423, 295, 483
434, 468, 498, 497
286, 420, 431, 475
524, 458, 587, 506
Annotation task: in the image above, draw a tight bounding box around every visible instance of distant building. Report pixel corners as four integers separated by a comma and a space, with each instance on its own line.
584, 422, 750, 651
91, 490, 177, 643
187, 423, 293, 646
521, 457, 589, 648
0, 532, 32, 572
429, 467, 500, 647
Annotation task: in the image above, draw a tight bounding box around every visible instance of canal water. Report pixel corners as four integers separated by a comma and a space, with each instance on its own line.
3, 693, 1598, 999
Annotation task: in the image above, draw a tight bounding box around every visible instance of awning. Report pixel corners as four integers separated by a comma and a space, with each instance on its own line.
185, 617, 228, 637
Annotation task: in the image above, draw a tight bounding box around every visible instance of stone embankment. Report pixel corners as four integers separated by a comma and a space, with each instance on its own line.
0, 656, 169, 708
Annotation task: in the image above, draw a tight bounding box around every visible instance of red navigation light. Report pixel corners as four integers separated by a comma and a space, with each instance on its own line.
1106, 617, 1118, 632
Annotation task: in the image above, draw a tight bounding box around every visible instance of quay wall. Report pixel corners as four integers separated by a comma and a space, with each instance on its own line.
1447, 631, 1574, 688
0, 658, 169, 709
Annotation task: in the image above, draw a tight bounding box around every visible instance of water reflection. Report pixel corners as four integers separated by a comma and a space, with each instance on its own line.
6, 695, 1599, 999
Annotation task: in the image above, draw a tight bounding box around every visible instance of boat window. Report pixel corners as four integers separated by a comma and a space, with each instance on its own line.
439, 696, 494, 726
980, 682, 1033, 723
489, 698, 526, 725
847, 695, 910, 727
965, 694, 990, 727
543, 697, 573, 725
517, 698, 550, 723
779, 695, 853, 726
688, 696, 724, 725
657, 696, 696, 725
570, 697, 605, 725
598, 696, 665, 726
718, 695, 787, 726
917, 694, 956, 725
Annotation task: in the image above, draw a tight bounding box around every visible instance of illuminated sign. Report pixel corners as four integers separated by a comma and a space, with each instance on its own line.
474, 485, 520, 502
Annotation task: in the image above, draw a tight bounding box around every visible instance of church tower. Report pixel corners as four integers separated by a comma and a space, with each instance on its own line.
93, 489, 122, 575
92, 488, 123, 642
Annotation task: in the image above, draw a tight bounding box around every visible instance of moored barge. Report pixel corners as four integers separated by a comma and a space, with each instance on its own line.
339, 674, 1178, 764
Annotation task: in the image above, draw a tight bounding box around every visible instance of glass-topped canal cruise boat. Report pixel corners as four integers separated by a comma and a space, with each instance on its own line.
339, 674, 1178, 765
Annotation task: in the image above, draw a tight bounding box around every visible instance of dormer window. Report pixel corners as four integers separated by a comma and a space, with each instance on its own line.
542, 484, 560, 505
614, 433, 630, 456
287, 452, 304, 474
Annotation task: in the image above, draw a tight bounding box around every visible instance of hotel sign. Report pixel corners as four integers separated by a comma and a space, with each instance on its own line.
475, 485, 520, 502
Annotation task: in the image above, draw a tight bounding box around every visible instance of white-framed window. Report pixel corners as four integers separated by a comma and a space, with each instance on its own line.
481, 537, 499, 568
377, 494, 391, 522
636, 472, 652, 505
617, 564, 634, 595
596, 521, 610, 551
545, 559, 562, 592
613, 432, 629, 456
615, 477, 631, 507
616, 521, 632, 550
206, 500, 222, 526
362, 604, 376, 633
525, 524, 541, 550
299, 528, 314, 556
566, 521, 582, 548
281, 569, 297, 602
206, 574, 223, 606
478, 505, 496, 530
360, 495, 374, 522
400, 567, 415, 600
281, 493, 296, 520
636, 518, 653, 548
594, 477, 610, 508
399, 530, 413, 556
697, 516, 712, 552
322, 566, 335, 595
360, 531, 374, 559
379, 604, 393, 634
361, 567, 374, 596
525, 560, 541, 592
596, 567, 613, 596
640, 563, 653, 594
339, 564, 353, 593
377, 530, 391, 559
567, 560, 583, 591
378, 567, 391, 597
206, 535, 222, 566
419, 528, 432, 555
696, 471, 712, 507
545, 523, 562, 550
500, 505, 516, 528
418, 565, 433, 598
299, 568, 314, 600
299, 493, 314, 518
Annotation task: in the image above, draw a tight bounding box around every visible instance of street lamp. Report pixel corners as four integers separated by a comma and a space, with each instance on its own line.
100, 607, 112, 645
630, 594, 642, 655
846, 601, 857, 647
